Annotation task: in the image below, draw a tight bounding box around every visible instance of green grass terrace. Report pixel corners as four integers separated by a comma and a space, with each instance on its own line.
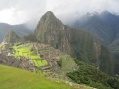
11, 44, 47, 67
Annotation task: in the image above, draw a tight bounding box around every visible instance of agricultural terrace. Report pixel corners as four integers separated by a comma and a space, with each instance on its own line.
11, 43, 47, 67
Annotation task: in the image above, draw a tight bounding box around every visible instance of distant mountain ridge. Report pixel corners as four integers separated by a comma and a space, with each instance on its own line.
72, 11, 119, 44
71, 11, 119, 74
0, 23, 32, 42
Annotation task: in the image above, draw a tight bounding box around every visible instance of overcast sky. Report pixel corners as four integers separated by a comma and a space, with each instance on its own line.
0, 0, 119, 26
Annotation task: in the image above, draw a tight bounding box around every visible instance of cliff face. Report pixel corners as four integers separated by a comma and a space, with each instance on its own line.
35, 11, 72, 55
35, 11, 114, 74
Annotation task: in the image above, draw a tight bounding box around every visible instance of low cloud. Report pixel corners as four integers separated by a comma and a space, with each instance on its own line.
0, 0, 119, 27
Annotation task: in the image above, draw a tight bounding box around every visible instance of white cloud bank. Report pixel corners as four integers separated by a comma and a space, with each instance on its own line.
0, 0, 119, 25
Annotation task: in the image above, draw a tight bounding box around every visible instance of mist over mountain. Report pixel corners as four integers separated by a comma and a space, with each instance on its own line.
70, 11, 119, 74
0, 23, 32, 42
71, 11, 118, 45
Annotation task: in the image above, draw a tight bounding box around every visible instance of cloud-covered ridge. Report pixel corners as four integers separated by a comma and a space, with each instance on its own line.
0, 0, 119, 25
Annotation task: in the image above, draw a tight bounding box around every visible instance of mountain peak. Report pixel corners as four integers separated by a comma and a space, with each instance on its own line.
35, 11, 63, 42
45, 11, 54, 16
101, 11, 115, 15
40, 11, 58, 22
3, 30, 20, 43
8, 30, 16, 34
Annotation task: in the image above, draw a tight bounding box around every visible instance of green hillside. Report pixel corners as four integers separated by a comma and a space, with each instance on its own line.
67, 60, 119, 89
0, 64, 93, 89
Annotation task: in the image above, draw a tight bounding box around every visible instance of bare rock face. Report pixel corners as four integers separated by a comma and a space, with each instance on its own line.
35, 11, 114, 74
35, 11, 72, 55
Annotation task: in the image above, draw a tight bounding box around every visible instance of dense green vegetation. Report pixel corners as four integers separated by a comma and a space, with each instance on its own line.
99, 45, 114, 75
59, 55, 77, 73
67, 60, 119, 89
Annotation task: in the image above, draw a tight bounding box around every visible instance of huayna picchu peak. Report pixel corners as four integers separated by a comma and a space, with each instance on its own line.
35, 11, 114, 75
41, 11, 57, 20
